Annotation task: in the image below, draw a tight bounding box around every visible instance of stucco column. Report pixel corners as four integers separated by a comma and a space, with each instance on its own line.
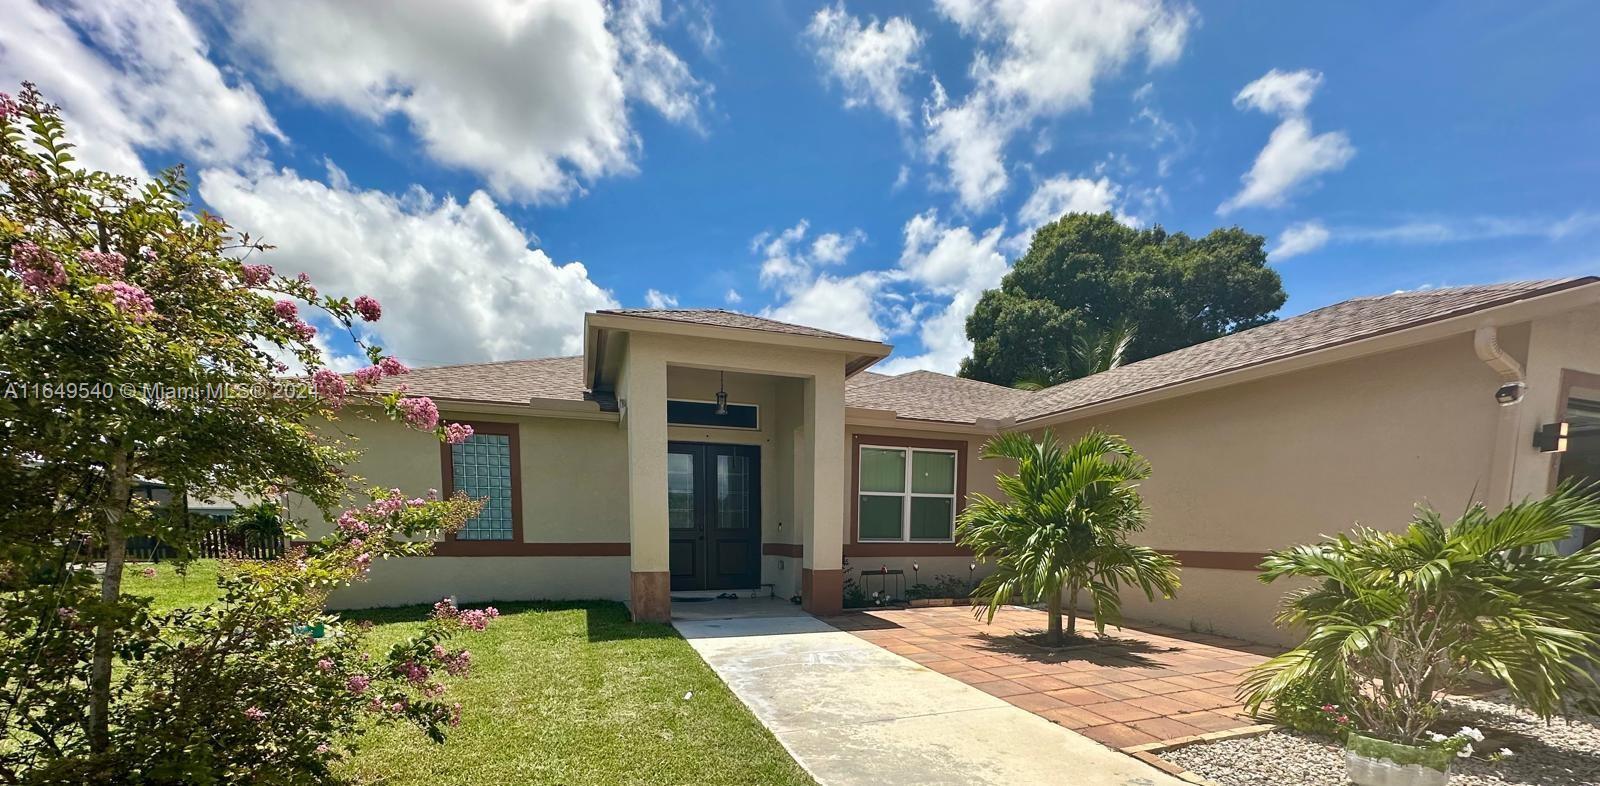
624, 347, 670, 623
800, 367, 846, 616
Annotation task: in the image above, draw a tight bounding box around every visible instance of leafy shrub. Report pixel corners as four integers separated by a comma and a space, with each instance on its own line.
1242, 482, 1600, 745
1264, 677, 1351, 737
842, 579, 868, 609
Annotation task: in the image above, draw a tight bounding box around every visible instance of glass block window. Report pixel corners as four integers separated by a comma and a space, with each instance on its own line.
451, 433, 514, 541
857, 445, 958, 541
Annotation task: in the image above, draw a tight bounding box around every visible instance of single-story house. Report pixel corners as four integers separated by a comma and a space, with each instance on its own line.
297, 277, 1600, 644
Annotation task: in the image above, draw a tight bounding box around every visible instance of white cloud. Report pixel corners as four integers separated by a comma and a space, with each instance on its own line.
613, 0, 710, 128
924, 0, 1196, 212
1234, 68, 1322, 117
764, 272, 890, 341
199, 166, 617, 366
1017, 174, 1130, 229
754, 210, 1011, 372
1271, 220, 1330, 259
222, 0, 708, 203
1219, 68, 1354, 214
804, 3, 923, 125
880, 210, 1010, 373
0, 0, 281, 178
644, 288, 678, 308
811, 230, 866, 265
892, 164, 911, 191
1132, 82, 1189, 177
724, 288, 742, 304
1287, 211, 1600, 254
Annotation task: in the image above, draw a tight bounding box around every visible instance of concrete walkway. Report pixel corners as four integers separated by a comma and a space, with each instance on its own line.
677, 615, 1184, 786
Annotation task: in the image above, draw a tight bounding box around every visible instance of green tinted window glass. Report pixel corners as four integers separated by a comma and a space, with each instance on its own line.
911, 451, 955, 494
858, 496, 903, 539
452, 434, 513, 540
909, 497, 953, 540
859, 448, 905, 493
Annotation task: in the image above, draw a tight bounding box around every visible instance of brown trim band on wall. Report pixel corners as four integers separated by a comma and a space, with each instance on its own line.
1160, 550, 1268, 572
436, 419, 525, 557
849, 432, 969, 548
844, 543, 973, 558
290, 540, 628, 557
762, 543, 803, 558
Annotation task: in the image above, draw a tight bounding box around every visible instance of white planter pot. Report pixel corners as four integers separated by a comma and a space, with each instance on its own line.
1345, 750, 1450, 786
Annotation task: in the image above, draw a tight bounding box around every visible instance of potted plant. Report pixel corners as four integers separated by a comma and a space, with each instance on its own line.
1241, 482, 1600, 786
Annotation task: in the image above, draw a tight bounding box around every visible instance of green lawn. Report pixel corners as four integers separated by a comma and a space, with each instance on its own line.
122, 562, 812, 786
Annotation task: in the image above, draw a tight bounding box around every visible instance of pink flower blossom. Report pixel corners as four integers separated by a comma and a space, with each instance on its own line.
397, 396, 440, 430
140, 566, 157, 578
312, 368, 347, 406
456, 607, 498, 632
354, 295, 382, 322
9, 242, 66, 292
296, 271, 317, 298
315, 743, 330, 755
273, 300, 298, 321
317, 658, 333, 673
449, 703, 463, 727
379, 357, 409, 377
293, 321, 317, 341
441, 649, 472, 676
444, 422, 474, 444
56, 607, 77, 622
78, 250, 125, 278
93, 282, 156, 322
346, 675, 371, 694
352, 366, 383, 387
240, 263, 272, 287
0, 92, 16, 122
244, 707, 267, 721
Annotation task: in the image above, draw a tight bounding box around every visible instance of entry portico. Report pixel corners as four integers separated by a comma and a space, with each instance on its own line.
584, 309, 890, 621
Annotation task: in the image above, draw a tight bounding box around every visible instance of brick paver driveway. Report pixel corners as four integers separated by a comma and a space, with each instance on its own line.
826, 605, 1280, 749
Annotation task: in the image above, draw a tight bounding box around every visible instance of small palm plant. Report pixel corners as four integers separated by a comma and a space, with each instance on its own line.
1241, 482, 1600, 746
957, 430, 1180, 646
1013, 323, 1137, 391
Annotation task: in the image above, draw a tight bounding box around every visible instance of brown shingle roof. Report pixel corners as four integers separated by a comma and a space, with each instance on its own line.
1012, 278, 1597, 422
371, 355, 588, 406
372, 279, 1595, 424
596, 308, 875, 343
845, 370, 1033, 424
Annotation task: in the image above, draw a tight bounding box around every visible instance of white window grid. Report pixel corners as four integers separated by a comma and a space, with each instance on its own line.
856, 444, 958, 543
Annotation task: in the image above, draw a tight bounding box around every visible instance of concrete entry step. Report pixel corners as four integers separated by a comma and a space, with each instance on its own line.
677, 615, 1185, 786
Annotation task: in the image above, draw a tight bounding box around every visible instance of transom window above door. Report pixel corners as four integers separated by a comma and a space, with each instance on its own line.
857, 445, 958, 542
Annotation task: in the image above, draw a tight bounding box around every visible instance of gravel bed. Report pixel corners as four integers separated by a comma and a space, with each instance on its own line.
1162, 695, 1600, 786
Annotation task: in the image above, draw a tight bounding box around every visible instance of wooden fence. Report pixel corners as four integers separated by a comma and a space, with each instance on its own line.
109, 529, 286, 562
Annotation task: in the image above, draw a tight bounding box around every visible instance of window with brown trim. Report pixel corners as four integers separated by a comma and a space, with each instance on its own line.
849, 434, 968, 548
439, 421, 522, 546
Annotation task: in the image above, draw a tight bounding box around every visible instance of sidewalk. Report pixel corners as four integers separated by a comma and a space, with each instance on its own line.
677, 614, 1185, 786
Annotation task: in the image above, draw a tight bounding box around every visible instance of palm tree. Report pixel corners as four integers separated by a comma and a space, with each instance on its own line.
1240, 482, 1600, 744
957, 430, 1180, 645
1013, 323, 1137, 391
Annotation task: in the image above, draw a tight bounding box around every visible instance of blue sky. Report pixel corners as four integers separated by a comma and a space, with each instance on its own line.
4, 1, 1597, 373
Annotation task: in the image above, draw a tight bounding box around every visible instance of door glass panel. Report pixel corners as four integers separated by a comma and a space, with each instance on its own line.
858, 496, 903, 539
859, 448, 906, 493
668, 452, 695, 529
911, 451, 955, 494
909, 497, 953, 540
716, 454, 750, 529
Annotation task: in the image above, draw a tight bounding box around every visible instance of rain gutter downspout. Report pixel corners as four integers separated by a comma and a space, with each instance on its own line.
1475, 326, 1524, 510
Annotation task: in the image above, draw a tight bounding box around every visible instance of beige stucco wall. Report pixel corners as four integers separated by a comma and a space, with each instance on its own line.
1032, 328, 1527, 645
293, 407, 631, 608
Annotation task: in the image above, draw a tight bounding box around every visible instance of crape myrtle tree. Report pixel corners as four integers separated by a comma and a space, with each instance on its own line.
961, 212, 1286, 386
0, 85, 490, 782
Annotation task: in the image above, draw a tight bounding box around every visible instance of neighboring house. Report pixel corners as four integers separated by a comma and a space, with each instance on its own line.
300, 278, 1600, 644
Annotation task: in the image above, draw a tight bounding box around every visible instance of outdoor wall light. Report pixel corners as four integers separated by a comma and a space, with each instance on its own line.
1495, 381, 1526, 406
1534, 421, 1570, 453
714, 371, 728, 415
911, 562, 919, 585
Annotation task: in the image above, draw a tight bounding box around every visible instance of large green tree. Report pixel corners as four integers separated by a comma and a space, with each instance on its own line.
961, 212, 1286, 386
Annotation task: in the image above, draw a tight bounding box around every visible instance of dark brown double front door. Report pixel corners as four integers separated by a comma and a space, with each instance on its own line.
668, 442, 760, 591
